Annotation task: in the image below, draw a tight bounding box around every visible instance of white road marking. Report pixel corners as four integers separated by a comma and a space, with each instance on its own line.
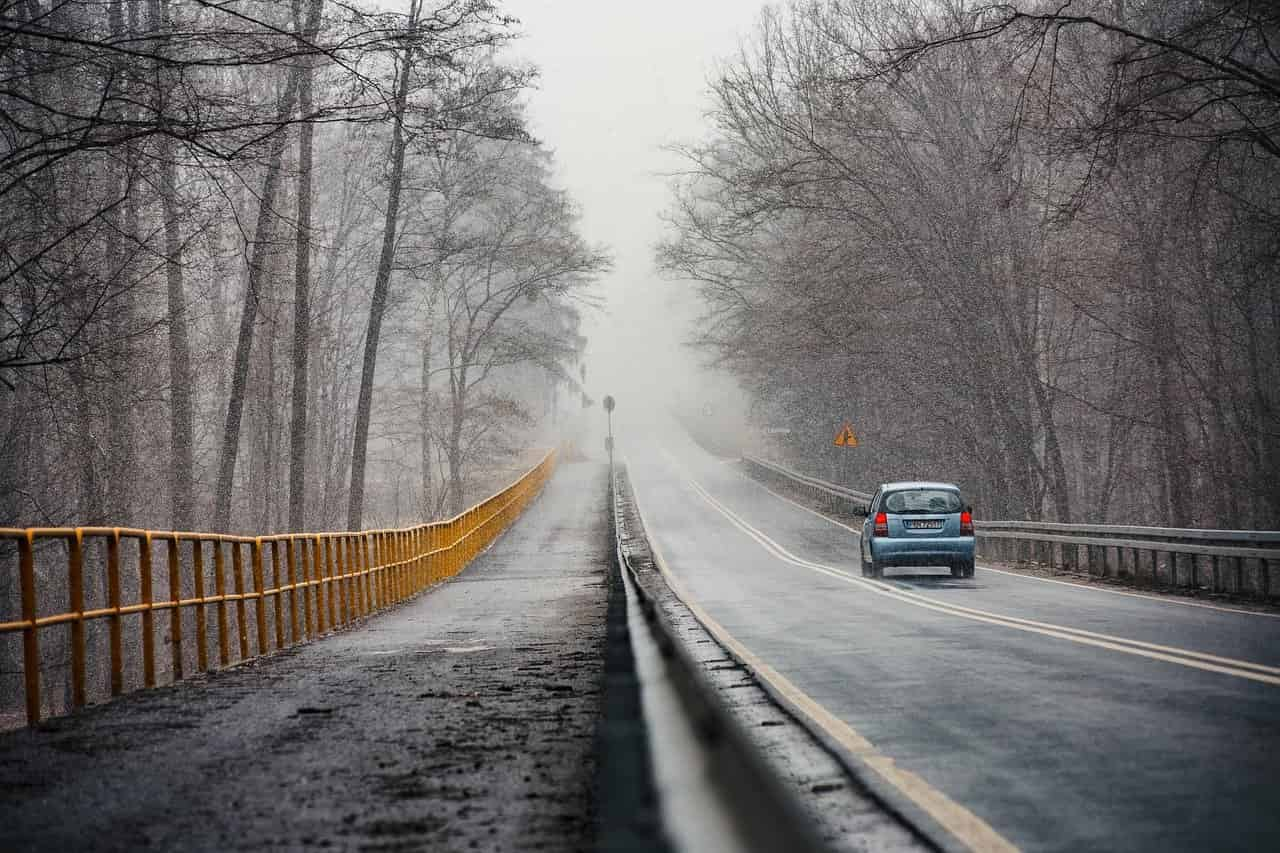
632, 447, 1279, 852
742, 462, 1280, 620
976, 564, 1280, 619
740, 475, 864, 535
678, 470, 1280, 685
631, 475, 1020, 853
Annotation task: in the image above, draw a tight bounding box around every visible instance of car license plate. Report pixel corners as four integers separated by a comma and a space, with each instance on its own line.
907, 520, 944, 530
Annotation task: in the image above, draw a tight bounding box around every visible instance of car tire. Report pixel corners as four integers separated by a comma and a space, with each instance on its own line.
952, 559, 975, 579
862, 555, 881, 579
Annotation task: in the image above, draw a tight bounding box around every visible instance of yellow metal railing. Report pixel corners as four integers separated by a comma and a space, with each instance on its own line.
0, 450, 557, 726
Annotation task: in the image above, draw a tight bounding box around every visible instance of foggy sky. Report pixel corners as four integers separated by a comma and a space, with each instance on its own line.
507, 1, 762, 413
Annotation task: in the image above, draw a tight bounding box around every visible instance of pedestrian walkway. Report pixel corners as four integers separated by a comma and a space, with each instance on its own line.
0, 461, 610, 853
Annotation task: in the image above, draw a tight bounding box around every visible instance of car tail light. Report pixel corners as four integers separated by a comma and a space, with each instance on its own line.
960, 511, 974, 536
873, 512, 889, 537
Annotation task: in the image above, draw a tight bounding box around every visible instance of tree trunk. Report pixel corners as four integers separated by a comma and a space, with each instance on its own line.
150, 0, 194, 531
106, 0, 136, 525
1146, 257, 1194, 527
448, 394, 466, 516
420, 312, 434, 519
1156, 348, 1194, 526
347, 8, 418, 530
213, 75, 300, 533
261, 327, 279, 530
70, 365, 103, 526
1030, 374, 1073, 523
161, 158, 193, 530
288, 0, 324, 533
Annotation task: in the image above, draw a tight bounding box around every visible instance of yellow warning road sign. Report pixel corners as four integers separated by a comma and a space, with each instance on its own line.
834, 422, 859, 447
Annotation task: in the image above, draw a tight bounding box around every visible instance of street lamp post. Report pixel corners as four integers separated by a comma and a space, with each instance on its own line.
603, 395, 615, 469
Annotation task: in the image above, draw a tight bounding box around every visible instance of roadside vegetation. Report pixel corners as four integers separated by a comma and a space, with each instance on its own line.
659, 0, 1279, 527
0, 0, 608, 535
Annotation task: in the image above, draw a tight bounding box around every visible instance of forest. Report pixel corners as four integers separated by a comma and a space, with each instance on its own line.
660, 0, 1280, 527
0, 0, 609, 535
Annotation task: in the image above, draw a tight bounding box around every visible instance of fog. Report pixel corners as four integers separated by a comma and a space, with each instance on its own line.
1, 0, 1275, 536
3, 0, 1278, 741
507, 0, 759, 418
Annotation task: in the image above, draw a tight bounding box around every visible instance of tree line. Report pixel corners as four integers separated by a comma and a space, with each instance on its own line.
0, 0, 609, 535
660, 0, 1279, 527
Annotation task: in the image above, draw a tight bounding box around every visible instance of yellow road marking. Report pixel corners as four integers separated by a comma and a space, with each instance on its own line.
681, 472, 1280, 685
632, 482, 1019, 853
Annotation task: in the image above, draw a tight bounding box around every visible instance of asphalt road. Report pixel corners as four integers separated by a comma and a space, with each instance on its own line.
0, 461, 610, 853
624, 423, 1280, 853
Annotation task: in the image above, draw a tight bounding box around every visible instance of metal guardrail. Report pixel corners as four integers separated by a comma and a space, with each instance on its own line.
741, 455, 1280, 597
610, 464, 830, 853
742, 456, 872, 514
976, 523, 1280, 596
0, 451, 557, 726
978, 520, 1280, 543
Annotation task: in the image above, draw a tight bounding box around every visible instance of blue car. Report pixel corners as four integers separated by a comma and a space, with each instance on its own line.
860, 482, 975, 579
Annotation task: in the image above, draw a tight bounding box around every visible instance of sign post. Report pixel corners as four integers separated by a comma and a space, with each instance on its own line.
603, 395, 616, 469
832, 421, 858, 484
833, 422, 858, 447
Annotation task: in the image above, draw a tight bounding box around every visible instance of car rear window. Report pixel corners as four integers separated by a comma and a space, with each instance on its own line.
883, 489, 962, 514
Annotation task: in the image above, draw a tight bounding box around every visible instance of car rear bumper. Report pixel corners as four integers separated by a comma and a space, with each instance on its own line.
871, 536, 974, 566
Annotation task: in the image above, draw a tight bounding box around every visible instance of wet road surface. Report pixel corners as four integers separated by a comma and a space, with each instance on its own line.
0, 461, 610, 853
624, 424, 1280, 852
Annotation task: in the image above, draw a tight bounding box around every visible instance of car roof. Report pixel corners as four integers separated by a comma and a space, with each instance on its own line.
879, 481, 961, 492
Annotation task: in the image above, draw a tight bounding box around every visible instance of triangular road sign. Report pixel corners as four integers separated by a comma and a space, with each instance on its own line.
834, 422, 859, 448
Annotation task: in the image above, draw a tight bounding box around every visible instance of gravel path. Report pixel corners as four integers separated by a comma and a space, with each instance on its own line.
0, 461, 610, 853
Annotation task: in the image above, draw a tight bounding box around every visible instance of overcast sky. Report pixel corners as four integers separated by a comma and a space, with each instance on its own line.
505, 1, 763, 410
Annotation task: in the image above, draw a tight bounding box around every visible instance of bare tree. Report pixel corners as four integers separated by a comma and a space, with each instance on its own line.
429, 142, 607, 512
347, 0, 422, 531
346, 1, 527, 529
213, 69, 301, 533
659, 0, 1279, 525
288, 0, 326, 533
0, 0, 605, 542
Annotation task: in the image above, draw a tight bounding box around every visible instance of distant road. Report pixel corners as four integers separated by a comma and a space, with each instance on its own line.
625, 423, 1280, 852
